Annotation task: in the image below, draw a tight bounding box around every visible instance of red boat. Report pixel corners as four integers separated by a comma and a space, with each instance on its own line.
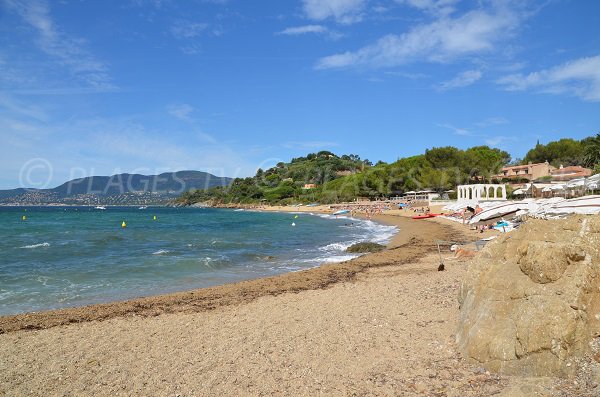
412, 214, 435, 219
411, 213, 444, 219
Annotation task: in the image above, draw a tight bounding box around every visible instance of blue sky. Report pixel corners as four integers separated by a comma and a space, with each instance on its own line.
1, 0, 599, 189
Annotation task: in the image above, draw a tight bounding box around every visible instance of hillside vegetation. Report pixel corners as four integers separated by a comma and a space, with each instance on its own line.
178, 134, 600, 205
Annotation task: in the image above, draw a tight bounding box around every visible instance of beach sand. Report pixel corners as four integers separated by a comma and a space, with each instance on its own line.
0, 211, 565, 396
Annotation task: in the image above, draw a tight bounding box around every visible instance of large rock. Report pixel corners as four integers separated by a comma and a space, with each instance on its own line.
457, 215, 600, 378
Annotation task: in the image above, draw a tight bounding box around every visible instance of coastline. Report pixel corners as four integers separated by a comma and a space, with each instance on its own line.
0, 208, 469, 334
5, 208, 569, 396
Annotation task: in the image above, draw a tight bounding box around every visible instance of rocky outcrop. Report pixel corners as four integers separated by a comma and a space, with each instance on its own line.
346, 242, 386, 253
457, 215, 600, 379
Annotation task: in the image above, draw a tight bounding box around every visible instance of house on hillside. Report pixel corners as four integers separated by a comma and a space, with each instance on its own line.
550, 165, 592, 181
495, 161, 555, 181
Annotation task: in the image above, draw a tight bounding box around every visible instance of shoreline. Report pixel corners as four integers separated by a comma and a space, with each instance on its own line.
0, 209, 473, 334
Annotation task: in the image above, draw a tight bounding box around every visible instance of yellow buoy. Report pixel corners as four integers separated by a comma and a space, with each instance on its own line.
294, 215, 299, 218
153, 215, 157, 221
22, 215, 26, 221
121, 221, 127, 228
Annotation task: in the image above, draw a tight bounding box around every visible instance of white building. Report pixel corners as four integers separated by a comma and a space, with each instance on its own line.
457, 184, 507, 203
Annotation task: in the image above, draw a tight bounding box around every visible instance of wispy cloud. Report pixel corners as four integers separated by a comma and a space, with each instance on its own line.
436, 123, 471, 136
276, 24, 342, 40
277, 25, 327, 35
0, 113, 245, 188
475, 117, 509, 128
395, 0, 460, 16
384, 70, 428, 79
438, 70, 482, 90
170, 20, 208, 39
485, 135, 517, 146
0, 94, 48, 121
4, 0, 114, 90
303, 0, 367, 24
316, 5, 525, 69
167, 104, 195, 121
497, 55, 600, 102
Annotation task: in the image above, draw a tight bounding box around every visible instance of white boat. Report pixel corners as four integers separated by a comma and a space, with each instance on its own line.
542, 195, 600, 216
332, 209, 350, 215
138, 206, 148, 210
94, 206, 106, 210
469, 202, 529, 224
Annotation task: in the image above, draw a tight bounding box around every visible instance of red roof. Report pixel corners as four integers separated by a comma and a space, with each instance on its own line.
551, 166, 592, 175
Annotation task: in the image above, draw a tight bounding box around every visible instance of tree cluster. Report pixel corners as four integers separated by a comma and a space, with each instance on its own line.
177, 133, 600, 205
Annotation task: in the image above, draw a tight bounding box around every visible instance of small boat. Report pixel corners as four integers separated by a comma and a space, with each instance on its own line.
94, 206, 106, 210
332, 209, 350, 215
469, 202, 529, 224
412, 214, 435, 219
543, 195, 600, 216
138, 206, 148, 210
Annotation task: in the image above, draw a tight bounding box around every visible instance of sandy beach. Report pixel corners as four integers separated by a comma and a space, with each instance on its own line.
0, 210, 574, 396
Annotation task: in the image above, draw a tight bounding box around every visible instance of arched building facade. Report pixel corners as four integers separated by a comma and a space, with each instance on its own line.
457, 184, 507, 202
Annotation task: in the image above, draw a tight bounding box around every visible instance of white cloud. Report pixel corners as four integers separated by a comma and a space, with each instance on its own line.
167, 104, 195, 121
437, 123, 471, 136
0, 112, 249, 188
170, 20, 208, 39
316, 7, 522, 69
303, 0, 367, 24
497, 55, 600, 102
395, 0, 460, 16
4, 0, 114, 90
485, 135, 516, 146
0, 94, 47, 121
475, 117, 509, 127
277, 25, 327, 35
438, 69, 482, 90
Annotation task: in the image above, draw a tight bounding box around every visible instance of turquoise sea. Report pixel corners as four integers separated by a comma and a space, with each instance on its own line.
0, 207, 396, 316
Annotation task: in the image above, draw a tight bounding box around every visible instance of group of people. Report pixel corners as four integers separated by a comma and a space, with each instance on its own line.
412, 206, 431, 214
350, 205, 388, 220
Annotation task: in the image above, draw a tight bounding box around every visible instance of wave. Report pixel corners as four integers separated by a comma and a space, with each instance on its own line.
198, 256, 231, 269
20, 242, 50, 249
318, 254, 358, 263
152, 249, 170, 255
318, 241, 356, 252
352, 219, 398, 245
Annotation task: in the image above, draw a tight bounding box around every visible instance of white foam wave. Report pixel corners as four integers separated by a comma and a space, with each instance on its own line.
152, 249, 170, 255
318, 255, 358, 263
357, 220, 397, 244
318, 214, 351, 220
20, 242, 50, 249
318, 241, 356, 252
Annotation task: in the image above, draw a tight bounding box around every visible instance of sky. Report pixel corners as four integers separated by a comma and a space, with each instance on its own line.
1, 0, 599, 189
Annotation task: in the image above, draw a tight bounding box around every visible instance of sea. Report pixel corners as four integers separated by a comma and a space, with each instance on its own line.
0, 206, 396, 316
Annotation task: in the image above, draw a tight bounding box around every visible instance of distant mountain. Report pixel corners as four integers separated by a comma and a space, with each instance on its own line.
0, 171, 232, 205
